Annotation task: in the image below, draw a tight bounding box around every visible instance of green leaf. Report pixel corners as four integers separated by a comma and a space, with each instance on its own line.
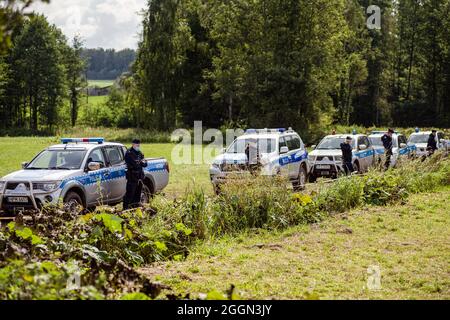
96, 214, 124, 233
121, 292, 151, 300
154, 241, 168, 252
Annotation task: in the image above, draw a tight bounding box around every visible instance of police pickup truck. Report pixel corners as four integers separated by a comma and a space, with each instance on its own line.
368, 131, 416, 167
308, 134, 376, 181
408, 130, 449, 157
0, 138, 169, 214
210, 128, 309, 191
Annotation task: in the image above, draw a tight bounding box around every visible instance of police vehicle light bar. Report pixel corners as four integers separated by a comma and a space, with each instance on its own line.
61, 138, 104, 144
245, 128, 286, 134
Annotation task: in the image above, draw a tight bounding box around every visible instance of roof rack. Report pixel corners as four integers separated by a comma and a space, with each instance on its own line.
61, 138, 104, 145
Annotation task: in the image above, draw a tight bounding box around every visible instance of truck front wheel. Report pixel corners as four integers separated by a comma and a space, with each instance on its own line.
63, 191, 84, 213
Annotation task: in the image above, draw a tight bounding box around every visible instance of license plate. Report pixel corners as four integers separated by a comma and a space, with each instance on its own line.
8, 197, 28, 203
320, 171, 330, 176
316, 164, 331, 170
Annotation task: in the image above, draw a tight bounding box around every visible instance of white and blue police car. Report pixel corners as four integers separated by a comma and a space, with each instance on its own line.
309, 133, 376, 181
0, 138, 169, 215
209, 128, 310, 191
408, 129, 449, 157
368, 131, 416, 167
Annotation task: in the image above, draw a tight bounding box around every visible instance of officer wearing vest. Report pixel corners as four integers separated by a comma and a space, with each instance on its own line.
340, 136, 354, 175
381, 129, 394, 169
123, 139, 148, 210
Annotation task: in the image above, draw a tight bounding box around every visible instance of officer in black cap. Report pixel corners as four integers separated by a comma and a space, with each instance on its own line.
381, 128, 395, 169
123, 139, 148, 209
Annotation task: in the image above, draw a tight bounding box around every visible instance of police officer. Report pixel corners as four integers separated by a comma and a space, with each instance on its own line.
123, 139, 148, 210
427, 130, 438, 155
381, 129, 394, 169
340, 136, 354, 175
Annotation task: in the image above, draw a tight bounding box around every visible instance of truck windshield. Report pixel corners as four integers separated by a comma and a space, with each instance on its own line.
227, 138, 276, 154
408, 134, 429, 144
317, 137, 355, 150
26, 150, 87, 170
370, 136, 398, 148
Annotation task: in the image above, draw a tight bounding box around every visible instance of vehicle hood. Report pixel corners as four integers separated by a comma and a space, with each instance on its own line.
2, 169, 81, 182
310, 149, 346, 157
213, 153, 248, 165
414, 143, 428, 149
212, 153, 274, 165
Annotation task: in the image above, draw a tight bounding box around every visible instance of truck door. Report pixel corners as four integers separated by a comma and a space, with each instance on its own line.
278, 137, 290, 177
104, 146, 126, 203
287, 135, 302, 179
85, 147, 110, 206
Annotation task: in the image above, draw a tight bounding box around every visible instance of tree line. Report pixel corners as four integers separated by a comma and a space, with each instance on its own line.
129, 0, 450, 133
0, 0, 449, 136
0, 13, 85, 132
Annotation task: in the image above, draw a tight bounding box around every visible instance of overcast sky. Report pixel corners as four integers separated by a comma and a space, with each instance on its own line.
30, 0, 147, 50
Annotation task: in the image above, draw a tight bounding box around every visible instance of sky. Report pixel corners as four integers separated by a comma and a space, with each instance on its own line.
30, 0, 147, 50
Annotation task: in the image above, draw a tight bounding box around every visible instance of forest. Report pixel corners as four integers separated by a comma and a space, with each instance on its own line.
82, 48, 135, 80
0, 0, 449, 136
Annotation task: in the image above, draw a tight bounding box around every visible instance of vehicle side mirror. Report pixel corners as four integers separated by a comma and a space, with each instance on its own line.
400, 143, 407, 148
311, 145, 317, 150
88, 162, 102, 171
280, 146, 289, 154
21, 162, 29, 169
222, 148, 227, 154
359, 144, 367, 151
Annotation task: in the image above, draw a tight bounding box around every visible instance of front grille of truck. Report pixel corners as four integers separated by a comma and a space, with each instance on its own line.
220, 163, 247, 172
6, 182, 31, 191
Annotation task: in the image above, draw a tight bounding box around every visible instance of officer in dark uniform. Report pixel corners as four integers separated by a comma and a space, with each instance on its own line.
340, 136, 354, 175
427, 130, 438, 155
381, 129, 394, 170
123, 139, 148, 210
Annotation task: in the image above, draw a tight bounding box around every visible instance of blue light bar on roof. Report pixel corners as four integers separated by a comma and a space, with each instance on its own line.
245, 128, 286, 134
61, 138, 104, 144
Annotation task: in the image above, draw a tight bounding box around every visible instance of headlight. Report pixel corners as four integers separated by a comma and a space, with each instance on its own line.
309, 156, 316, 162
335, 156, 342, 162
33, 182, 60, 192
0, 181, 5, 192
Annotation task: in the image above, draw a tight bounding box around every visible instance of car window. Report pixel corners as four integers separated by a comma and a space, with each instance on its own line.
363, 137, 371, 147
283, 136, 292, 151
87, 148, 106, 168
399, 135, 407, 145
438, 132, 444, 140
288, 136, 301, 150
106, 147, 124, 166
279, 137, 287, 151
27, 150, 86, 170
358, 136, 365, 147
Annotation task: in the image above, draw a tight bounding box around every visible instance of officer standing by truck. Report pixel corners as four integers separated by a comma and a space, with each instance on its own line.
340, 136, 354, 175
427, 130, 438, 155
382, 129, 394, 169
123, 139, 148, 210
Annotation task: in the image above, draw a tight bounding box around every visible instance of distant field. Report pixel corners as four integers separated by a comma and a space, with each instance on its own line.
0, 137, 216, 197
85, 95, 108, 106
88, 80, 115, 88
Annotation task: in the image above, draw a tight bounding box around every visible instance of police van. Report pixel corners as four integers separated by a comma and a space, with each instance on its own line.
408, 130, 449, 157
0, 138, 169, 214
210, 128, 310, 191
368, 131, 416, 167
308, 133, 376, 181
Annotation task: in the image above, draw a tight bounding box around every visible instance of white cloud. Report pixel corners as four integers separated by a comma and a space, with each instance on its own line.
30, 0, 147, 50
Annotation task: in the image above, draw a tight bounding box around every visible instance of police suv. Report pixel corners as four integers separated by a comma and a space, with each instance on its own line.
368, 131, 416, 167
309, 134, 376, 181
408, 130, 449, 157
210, 128, 309, 191
0, 138, 169, 214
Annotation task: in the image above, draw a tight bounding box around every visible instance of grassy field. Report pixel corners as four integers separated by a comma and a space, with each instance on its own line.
0, 137, 215, 196
85, 95, 108, 106
141, 187, 450, 300
87, 80, 115, 88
